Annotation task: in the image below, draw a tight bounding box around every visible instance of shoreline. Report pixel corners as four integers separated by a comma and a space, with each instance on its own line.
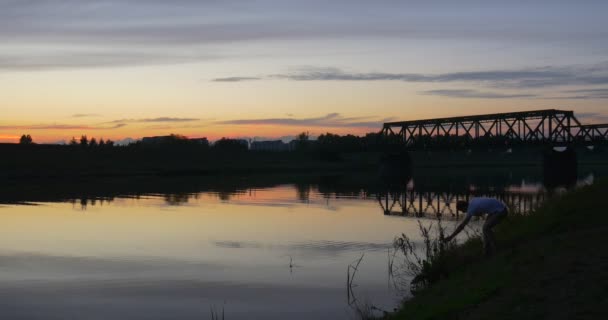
382, 180, 608, 319
2, 145, 606, 180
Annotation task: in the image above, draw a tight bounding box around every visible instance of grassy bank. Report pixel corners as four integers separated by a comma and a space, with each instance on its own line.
387, 181, 608, 319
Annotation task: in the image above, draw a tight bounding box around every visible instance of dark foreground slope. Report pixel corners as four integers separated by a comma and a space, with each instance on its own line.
389, 181, 608, 320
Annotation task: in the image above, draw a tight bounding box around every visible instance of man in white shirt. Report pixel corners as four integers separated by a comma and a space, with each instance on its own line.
443, 197, 508, 255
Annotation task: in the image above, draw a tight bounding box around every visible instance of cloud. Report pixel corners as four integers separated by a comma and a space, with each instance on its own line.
101, 117, 207, 131
217, 113, 390, 128
420, 89, 537, 99
216, 63, 608, 89
563, 88, 608, 99
1, 1, 607, 71
212, 76, 261, 82
0, 51, 217, 72
109, 117, 200, 123
541, 95, 591, 100
1, 1, 606, 47
72, 113, 101, 118
140, 117, 200, 122
108, 124, 127, 129
574, 112, 608, 123
0, 123, 126, 130
143, 123, 209, 130
538, 88, 608, 100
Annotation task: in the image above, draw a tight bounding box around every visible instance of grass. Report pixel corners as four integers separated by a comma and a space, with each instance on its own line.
386, 180, 608, 320
209, 305, 225, 320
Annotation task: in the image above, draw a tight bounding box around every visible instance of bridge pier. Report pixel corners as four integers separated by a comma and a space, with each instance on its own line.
378, 150, 412, 185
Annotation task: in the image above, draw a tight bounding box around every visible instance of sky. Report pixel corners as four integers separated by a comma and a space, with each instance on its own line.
1, 0, 608, 143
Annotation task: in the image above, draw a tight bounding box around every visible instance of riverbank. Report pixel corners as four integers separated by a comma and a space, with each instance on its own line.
2, 144, 606, 179
386, 180, 608, 319
0, 144, 382, 178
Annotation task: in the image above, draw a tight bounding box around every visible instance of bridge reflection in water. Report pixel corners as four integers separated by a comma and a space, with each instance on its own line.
374, 186, 546, 218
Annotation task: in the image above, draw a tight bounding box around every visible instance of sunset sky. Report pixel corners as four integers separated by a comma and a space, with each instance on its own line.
1, 0, 608, 143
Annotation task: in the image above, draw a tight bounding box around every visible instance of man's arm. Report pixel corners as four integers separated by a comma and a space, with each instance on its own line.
444, 215, 471, 242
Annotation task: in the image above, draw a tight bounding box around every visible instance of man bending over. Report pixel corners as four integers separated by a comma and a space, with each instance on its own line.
444, 198, 508, 255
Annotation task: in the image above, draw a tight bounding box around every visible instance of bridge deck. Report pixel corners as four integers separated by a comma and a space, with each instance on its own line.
383, 109, 574, 127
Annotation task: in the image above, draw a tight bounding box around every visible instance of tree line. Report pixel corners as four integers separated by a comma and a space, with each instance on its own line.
69, 135, 115, 148
18, 134, 115, 148
17, 130, 539, 152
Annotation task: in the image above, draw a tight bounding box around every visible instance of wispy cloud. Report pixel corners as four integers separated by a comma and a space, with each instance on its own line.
212, 76, 261, 82
72, 113, 101, 118
0, 123, 126, 130
109, 117, 200, 123
563, 88, 608, 99
1, 1, 606, 72
218, 113, 392, 128
143, 123, 209, 130
214, 63, 608, 89
0, 51, 216, 72
420, 89, 537, 99
574, 112, 608, 123
539, 88, 608, 100
2, 1, 606, 47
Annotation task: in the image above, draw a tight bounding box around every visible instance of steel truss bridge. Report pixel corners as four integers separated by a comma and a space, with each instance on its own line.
376, 189, 546, 218
381, 109, 608, 148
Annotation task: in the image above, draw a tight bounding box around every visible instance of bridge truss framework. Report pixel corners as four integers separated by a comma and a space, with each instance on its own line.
382, 109, 608, 148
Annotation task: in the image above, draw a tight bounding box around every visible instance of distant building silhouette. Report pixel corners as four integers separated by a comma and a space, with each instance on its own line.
189, 138, 210, 147
212, 138, 249, 151
235, 139, 249, 149
141, 135, 209, 147
251, 140, 291, 151
141, 135, 176, 145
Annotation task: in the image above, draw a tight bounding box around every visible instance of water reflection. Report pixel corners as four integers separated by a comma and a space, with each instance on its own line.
375, 188, 547, 217
0, 166, 604, 319
70, 197, 115, 210
31, 166, 602, 216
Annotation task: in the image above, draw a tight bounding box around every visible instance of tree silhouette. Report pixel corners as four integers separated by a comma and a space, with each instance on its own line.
80, 135, 88, 147
19, 134, 33, 145
294, 131, 310, 151
296, 131, 310, 141
99, 138, 106, 147
69, 137, 78, 146
89, 137, 98, 148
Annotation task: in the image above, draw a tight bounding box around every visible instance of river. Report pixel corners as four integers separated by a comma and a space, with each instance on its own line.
0, 166, 602, 319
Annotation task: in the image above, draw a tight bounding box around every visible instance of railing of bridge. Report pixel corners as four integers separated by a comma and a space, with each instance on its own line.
382, 109, 607, 148
572, 124, 608, 143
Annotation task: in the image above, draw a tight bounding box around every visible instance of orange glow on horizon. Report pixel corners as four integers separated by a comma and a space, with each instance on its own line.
0, 125, 378, 144
0, 135, 20, 143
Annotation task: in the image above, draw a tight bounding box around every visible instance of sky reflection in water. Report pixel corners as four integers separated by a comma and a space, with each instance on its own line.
0, 176, 580, 319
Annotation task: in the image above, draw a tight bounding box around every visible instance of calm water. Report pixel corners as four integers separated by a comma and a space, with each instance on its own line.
0, 168, 600, 319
